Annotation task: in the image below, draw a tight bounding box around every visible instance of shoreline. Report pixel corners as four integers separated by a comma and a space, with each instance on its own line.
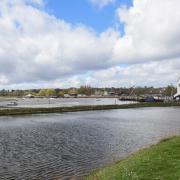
0, 102, 179, 116
85, 136, 180, 180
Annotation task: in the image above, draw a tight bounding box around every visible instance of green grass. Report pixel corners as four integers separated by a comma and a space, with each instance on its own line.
85, 137, 180, 180
0, 102, 180, 116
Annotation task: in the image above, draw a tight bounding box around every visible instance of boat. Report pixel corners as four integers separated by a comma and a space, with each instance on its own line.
7, 102, 18, 106
140, 96, 164, 103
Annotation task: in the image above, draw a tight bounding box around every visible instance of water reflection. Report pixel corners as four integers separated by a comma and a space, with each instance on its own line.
0, 107, 179, 179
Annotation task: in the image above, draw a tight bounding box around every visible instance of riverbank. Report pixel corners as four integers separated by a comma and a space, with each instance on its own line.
85, 136, 180, 180
0, 102, 180, 116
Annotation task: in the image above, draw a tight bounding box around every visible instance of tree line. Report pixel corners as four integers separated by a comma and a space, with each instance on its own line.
0, 85, 177, 97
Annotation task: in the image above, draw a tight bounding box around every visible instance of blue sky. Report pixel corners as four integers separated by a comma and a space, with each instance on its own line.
45, 0, 133, 34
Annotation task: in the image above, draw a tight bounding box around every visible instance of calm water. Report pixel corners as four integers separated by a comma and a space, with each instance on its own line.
0, 107, 179, 179
0, 98, 135, 108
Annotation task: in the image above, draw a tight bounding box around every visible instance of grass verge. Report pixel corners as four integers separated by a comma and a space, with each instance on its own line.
85, 136, 180, 180
0, 102, 180, 116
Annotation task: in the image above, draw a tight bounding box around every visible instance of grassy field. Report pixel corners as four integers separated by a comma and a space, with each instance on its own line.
85, 137, 180, 180
0, 102, 180, 116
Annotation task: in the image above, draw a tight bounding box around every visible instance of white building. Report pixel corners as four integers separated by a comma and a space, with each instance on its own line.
64, 94, 70, 98
174, 77, 180, 99
25, 93, 34, 98
103, 91, 108, 96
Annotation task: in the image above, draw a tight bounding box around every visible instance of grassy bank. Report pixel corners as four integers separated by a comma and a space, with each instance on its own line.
0, 102, 180, 116
85, 136, 180, 180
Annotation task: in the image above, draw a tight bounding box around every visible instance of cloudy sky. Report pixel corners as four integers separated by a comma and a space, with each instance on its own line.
0, 0, 179, 89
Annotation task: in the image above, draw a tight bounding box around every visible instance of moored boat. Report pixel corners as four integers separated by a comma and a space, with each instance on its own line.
7, 102, 18, 106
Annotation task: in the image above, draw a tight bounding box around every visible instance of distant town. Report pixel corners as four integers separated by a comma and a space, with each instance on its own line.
0, 85, 178, 100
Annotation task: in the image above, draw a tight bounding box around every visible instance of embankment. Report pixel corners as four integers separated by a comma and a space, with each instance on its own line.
85, 136, 180, 180
0, 102, 180, 116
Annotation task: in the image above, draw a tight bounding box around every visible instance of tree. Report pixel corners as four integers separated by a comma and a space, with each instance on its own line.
163, 85, 176, 96
46, 89, 56, 97
78, 86, 94, 95
38, 89, 56, 97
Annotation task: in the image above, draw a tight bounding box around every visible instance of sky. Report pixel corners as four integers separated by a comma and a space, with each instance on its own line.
0, 0, 180, 89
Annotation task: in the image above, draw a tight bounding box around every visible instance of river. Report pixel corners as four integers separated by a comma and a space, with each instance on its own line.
0, 107, 179, 179
0, 98, 135, 108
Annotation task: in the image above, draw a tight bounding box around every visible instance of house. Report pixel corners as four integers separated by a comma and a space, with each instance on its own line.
103, 91, 108, 96
64, 94, 70, 98
94, 90, 103, 96
174, 77, 180, 100
69, 93, 78, 98
108, 91, 116, 96
25, 93, 34, 98
64, 93, 77, 98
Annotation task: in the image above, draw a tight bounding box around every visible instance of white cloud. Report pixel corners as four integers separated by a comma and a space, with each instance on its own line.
114, 0, 180, 64
0, 75, 9, 84
87, 58, 180, 87
89, 0, 115, 8
26, 0, 44, 5
0, 0, 119, 86
0, 0, 180, 89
